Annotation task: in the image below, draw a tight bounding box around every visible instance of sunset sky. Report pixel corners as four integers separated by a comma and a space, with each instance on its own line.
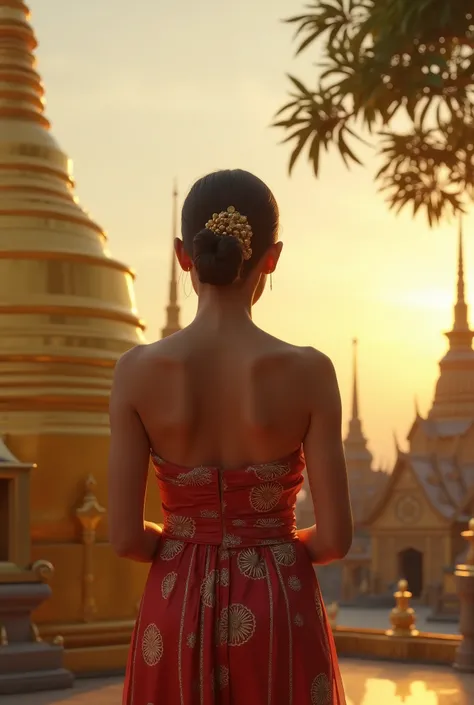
30, 0, 473, 468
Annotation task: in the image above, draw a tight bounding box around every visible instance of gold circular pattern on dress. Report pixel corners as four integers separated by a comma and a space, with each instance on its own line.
219, 548, 231, 562
311, 673, 331, 705
201, 509, 220, 519
223, 533, 242, 549
249, 482, 283, 513
288, 575, 302, 591
220, 567, 230, 587
160, 539, 185, 561
141, 624, 164, 667
201, 569, 219, 608
161, 572, 178, 599
186, 632, 196, 649
294, 613, 304, 627
219, 665, 230, 689
219, 604, 257, 647
176, 466, 213, 486
165, 514, 196, 539
205, 206, 253, 261
237, 548, 267, 580
254, 517, 284, 528
249, 462, 290, 481
271, 542, 297, 567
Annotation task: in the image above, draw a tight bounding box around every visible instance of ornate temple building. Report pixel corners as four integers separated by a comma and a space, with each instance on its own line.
366, 223, 474, 603
161, 182, 181, 338
0, 1, 161, 671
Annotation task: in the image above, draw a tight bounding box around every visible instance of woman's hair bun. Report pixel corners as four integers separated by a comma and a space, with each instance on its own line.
192, 228, 244, 286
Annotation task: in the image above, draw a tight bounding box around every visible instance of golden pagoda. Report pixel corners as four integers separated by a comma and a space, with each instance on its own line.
161, 182, 181, 338
366, 221, 474, 604
0, 1, 160, 672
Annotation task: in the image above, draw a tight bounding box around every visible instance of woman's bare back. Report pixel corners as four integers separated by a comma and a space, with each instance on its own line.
130, 319, 321, 468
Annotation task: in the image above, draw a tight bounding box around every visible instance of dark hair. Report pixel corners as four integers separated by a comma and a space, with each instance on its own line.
181, 169, 279, 286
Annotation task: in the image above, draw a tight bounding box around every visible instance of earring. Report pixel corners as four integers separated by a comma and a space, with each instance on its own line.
182, 270, 192, 298
270, 272, 273, 291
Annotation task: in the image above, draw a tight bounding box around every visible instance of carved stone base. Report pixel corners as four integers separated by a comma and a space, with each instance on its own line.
0, 581, 74, 694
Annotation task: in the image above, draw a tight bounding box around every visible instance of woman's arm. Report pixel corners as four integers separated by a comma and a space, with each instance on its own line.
108, 350, 162, 562
298, 350, 353, 564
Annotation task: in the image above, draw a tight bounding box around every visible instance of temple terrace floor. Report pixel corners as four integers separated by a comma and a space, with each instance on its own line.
8, 659, 474, 704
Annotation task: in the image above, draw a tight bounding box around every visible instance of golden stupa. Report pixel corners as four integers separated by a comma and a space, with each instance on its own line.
0, 1, 161, 672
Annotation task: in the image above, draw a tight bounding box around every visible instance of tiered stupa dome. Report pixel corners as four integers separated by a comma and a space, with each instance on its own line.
0, 0, 145, 435
0, 3, 153, 671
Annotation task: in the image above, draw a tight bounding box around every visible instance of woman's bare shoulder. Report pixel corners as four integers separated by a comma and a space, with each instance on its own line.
258, 332, 334, 372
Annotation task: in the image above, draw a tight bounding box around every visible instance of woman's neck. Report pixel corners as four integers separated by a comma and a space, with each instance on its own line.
194, 285, 253, 328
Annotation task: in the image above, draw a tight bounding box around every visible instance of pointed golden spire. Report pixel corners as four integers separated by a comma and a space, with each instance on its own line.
161, 180, 181, 338
453, 215, 470, 333
344, 338, 372, 461
430, 218, 474, 419
0, 2, 50, 129
351, 337, 359, 420
445, 216, 473, 350
393, 430, 400, 454
414, 395, 420, 417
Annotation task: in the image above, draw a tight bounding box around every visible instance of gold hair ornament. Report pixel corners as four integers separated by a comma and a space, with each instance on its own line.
205, 206, 253, 260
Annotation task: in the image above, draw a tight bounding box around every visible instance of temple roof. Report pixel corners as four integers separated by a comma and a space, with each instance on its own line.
365, 451, 474, 525
408, 416, 473, 441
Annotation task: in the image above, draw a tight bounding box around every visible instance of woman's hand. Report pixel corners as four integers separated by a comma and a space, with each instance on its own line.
296, 525, 347, 565
296, 527, 318, 563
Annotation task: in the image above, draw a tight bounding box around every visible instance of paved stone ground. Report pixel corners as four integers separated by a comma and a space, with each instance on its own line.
8, 659, 474, 704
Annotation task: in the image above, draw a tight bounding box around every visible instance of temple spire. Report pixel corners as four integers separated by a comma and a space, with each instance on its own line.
414, 395, 420, 417
345, 338, 369, 448
454, 216, 469, 331
161, 181, 181, 338
445, 216, 473, 351
351, 337, 360, 420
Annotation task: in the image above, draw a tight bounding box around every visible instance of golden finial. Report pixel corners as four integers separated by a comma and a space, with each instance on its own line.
76, 474, 106, 536
386, 579, 419, 637
327, 602, 339, 629
205, 206, 253, 261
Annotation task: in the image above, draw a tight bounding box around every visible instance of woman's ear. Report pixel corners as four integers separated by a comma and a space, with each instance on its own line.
175, 238, 192, 271
263, 241, 283, 274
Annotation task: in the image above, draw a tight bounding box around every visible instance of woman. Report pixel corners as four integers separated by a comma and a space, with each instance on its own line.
108, 169, 352, 705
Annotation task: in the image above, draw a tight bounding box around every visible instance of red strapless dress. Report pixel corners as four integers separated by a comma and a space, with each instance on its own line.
123, 447, 346, 704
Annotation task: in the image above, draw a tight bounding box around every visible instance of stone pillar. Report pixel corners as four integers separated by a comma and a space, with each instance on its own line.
0, 439, 73, 694
454, 518, 474, 672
